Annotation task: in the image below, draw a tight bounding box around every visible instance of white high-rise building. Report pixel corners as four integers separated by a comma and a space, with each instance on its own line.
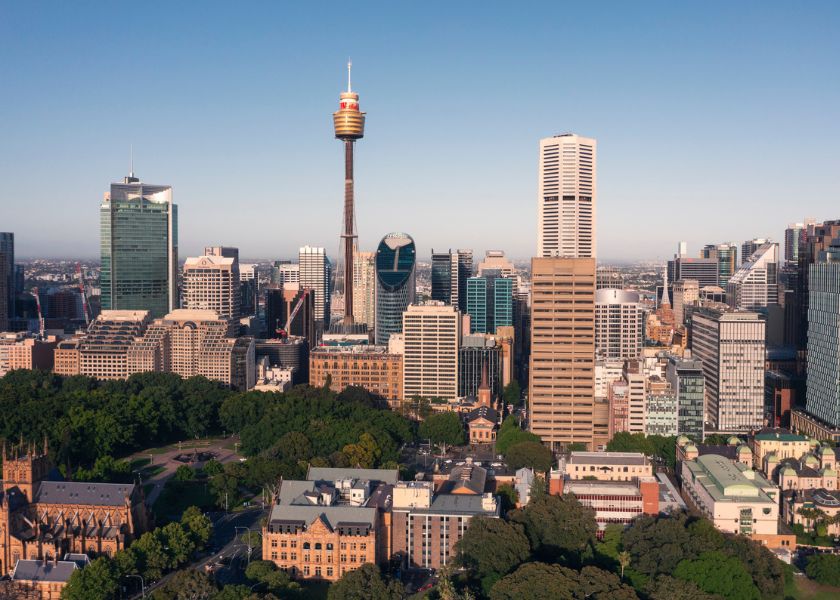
727, 243, 779, 311
402, 304, 460, 402
352, 249, 376, 328
182, 254, 241, 324
594, 289, 644, 361
692, 308, 766, 431
299, 246, 329, 326
537, 133, 597, 259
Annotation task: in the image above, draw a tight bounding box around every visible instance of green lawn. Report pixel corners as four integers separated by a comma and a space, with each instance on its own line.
786, 572, 840, 599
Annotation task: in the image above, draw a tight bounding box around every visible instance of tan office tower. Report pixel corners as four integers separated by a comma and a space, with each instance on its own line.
672, 279, 699, 326
402, 304, 460, 402
182, 254, 241, 323
537, 134, 596, 258
352, 249, 376, 328
529, 257, 597, 450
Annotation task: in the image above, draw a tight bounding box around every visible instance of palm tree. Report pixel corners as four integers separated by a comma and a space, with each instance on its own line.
618, 550, 631, 580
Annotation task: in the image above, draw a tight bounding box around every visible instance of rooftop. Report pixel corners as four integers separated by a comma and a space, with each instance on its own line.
34, 481, 136, 507
306, 467, 399, 485
12, 560, 80, 583
685, 455, 775, 503
568, 451, 649, 466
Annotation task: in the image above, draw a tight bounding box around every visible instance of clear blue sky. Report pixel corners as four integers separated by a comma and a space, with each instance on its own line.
2, 1, 839, 262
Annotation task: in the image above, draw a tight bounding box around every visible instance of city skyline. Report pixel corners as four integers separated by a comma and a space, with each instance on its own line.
2, 3, 839, 261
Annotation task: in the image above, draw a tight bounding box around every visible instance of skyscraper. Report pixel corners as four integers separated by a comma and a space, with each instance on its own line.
182, 252, 241, 324
784, 221, 814, 265
352, 249, 376, 329
742, 238, 770, 264
804, 242, 840, 429
667, 256, 719, 288
665, 356, 705, 440
375, 233, 416, 345
431, 249, 472, 312
701, 243, 738, 285
672, 279, 699, 326
431, 250, 459, 305
100, 172, 177, 318
726, 242, 779, 311
402, 304, 460, 402
529, 257, 597, 449
594, 289, 644, 360
691, 307, 766, 432
466, 272, 513, 335
0, 233, 13, 331
537, 134, 596, 258
333, 61, 366, 326
299, 246, 330, 327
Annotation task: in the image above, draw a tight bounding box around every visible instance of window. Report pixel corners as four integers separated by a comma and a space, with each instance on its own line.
315, 543, 322, 550
327, 567, 334, 577
326, 543, 334, 551
291, 541, 297, 548
303, 542, 311, 549
360, 543, 367, 551
271, 552, 277, 560
271, 539, 277, 548
281, 540, 288, 548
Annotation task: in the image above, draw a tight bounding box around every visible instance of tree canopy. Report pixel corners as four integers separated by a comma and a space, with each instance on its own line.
504, 441, 553, 472
805, 554, 840, 587
419, 412, 465, 447
495, 416, 541, 455
674, 551, 760, 600
326, 564, 404, 600
509, 494, 597, 565
489, 563, 638, 600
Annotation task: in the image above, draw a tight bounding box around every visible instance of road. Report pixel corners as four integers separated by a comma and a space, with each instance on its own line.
127, 507, 265, 598
131, 437, 243, 505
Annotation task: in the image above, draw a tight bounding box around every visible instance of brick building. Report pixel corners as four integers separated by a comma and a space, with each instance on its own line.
309, 346, 403, 407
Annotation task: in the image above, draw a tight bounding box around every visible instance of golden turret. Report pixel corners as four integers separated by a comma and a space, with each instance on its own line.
333, 61, 365, 140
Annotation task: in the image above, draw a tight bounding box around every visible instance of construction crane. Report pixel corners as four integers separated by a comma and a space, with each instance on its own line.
75, 262, 90, 326
276, 289, 310, 339
31, 287, 44, 339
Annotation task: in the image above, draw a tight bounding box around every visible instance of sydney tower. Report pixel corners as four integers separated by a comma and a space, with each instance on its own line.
333, 61, 365, 326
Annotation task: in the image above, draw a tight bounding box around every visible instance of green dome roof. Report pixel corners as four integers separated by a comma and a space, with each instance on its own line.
823, 467, 837, 477
781, 466, 797, 477
737, 445, 752, 455
727, 436, 742, 446
676, 435, 690, 446
766, 453, 779, 463
804, 454, 820, 466
684, 444, 698, 454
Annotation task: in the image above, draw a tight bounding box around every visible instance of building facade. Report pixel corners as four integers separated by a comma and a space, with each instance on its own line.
402, 304, 459, 402
702, 243, 738, 286
727, 243, 779, 311
309, 346, 403, 407
100, 174, 177, 318
352, 250, 376, 329
537, 134, 596, 258
594, 289, 643, 361
0, 232, 13, 331
692, 308, 766, 432
0, 447, 147, 578
805, 249, 840, 429
529, 257, 597, 450
299, 247, 330, 328
665, 356, 705, 440
672, 279, 699, 326
182, 254, 241, 323
375, 233, 416, 346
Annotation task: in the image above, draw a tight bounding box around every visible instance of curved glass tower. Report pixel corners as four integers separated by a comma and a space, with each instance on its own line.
375, 233, 416, 345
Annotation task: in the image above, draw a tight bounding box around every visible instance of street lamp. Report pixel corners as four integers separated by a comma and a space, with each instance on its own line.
124, 574, 145, 599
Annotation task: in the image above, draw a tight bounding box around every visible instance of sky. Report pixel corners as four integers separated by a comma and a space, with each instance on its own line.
1, 1, 839, 263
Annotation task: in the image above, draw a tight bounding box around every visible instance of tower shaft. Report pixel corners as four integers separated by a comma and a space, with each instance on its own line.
342, 140, 357, 325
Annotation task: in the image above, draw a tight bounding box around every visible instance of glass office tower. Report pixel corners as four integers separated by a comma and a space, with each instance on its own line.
100, 174, 177, 318
375, 233, 416, 345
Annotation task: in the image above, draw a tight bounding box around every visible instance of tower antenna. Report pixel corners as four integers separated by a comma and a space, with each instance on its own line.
130, 144, 134, 178
347, 59, 352, 93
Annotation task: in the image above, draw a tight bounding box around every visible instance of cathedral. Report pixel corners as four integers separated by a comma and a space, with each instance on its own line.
0, 442, 148, 576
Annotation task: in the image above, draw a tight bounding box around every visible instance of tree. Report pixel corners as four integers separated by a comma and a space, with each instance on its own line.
509, 494, 597, 565
131, 530, 171, 580
419, 412, 465, 450
674, 551, 760, 600
327, 564, 404, 600
496, 416, 541, 454
502, 381, 521, 407
489, 563, 638, 600
805, 554, 840, 587
160, 522, 195, 567
245, 560, 301, 595
202, 459, 224, 477
504, 441, 553, 472
496, 484, 518, 513
456, 516, 531, 581
342, 432, 382, 468
621, 514, 696, 578
149, 569, 217, 599
181, 505, 213, 548
646, 576, 722, 600
61, 557, 119, 600
174, 465, 194, 482
618, 551, 631, 580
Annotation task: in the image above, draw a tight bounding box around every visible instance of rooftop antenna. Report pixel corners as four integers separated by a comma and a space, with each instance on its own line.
347, 59, 352, 93
129, 144, 134, 178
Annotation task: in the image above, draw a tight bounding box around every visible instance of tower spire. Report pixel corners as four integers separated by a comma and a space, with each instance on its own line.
661, 264, 670, 306
130, 144, 134, 178
347, 59, 352, 93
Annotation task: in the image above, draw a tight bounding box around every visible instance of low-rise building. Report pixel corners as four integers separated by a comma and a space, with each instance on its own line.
261, 468, 397, 582
680, 454, 779, 536
555, 451, 653, 483
391, 479, 499, 570
10, 554, 90, 600
309, 346, 403, 407
782, 488, 840, 538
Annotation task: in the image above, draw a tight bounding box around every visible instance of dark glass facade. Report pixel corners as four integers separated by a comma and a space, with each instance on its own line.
375, 233, 416, 345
